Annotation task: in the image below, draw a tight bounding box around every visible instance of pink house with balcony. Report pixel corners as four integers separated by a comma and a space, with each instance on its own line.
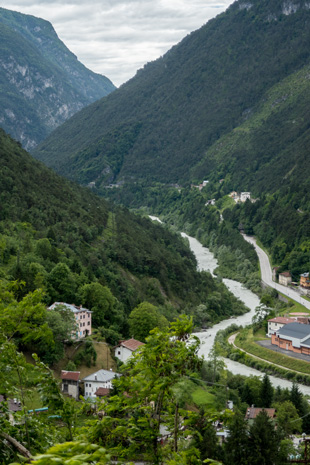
49, 302, 92, 339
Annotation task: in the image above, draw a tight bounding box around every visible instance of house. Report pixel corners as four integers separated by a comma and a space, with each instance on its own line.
267, 317, 296, 337
49, 302, 92, 339
271, 322, 310, 355
82, 369, 119, 399
245, 407, 276, 425
61, 371, 80, 400
240, 192, 251, 202
300, 273, 310, 289
279, 271, 292, 287
114, 338, 144, 363
0, 395, 22, 423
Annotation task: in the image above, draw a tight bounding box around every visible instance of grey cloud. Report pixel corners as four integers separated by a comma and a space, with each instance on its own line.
1, 0, 233, 85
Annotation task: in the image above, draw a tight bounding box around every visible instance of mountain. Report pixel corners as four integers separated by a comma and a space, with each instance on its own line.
0, 127, 246, 336
33, 0, 310, 192
0, 8, 115, 150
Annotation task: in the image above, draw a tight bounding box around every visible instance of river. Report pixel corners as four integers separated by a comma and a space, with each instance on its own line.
182, 233, 310, 396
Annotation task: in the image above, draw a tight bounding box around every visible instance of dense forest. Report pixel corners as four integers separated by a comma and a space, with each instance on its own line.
0, 128, 248, 364
34, 0, 310, 193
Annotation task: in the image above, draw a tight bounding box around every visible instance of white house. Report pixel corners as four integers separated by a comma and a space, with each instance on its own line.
279, 271, 292, 287
114, 338, 144, 363
82, 369, 119, 399
267, 316, 296, 337
49, 302, 92, 339
240, 192, 251, 202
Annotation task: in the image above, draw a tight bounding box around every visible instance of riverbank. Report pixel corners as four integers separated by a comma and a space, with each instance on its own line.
184, 233, 310, 395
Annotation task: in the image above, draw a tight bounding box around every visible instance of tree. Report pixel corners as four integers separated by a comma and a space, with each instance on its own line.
248, 410, 279, 465
48, 263, 76, 303
10, 442, 111, 465
259, 374, 273, 408
89, 316, 201, 463
224, 412, 249, 465
128, 301, 168, 342
0, 280, 52, 347
290, 382, 304, 415
80, 282, 122, 328
276, 401, 302, 436
38, 304, 77, 364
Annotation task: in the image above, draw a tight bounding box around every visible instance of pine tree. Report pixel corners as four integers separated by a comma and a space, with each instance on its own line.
248, 410, 278, 465
259, 374, 273, 408
224, 412, 249, 465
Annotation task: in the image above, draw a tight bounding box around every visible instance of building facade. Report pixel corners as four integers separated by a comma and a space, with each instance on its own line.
82, 369, 119, 399
61, 371, 80, 400
271, 322, 310, 355
49, 302, 92, 339
114, 338, 144, 363
279, 271, 292, 286
267, 317, 296, 337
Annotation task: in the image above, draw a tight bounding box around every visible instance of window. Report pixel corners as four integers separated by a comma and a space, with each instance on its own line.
63, 384, 68, 392
88, 322, 90, 325
118, 350, 121, 355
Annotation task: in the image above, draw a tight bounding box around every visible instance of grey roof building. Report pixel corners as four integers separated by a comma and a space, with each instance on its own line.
273, 322, 310, 352
82, 369, 119, 399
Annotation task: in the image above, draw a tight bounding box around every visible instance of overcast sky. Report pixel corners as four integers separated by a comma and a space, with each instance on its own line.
1, 0, 234, 86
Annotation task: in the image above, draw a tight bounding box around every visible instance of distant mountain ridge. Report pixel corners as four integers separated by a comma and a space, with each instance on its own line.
33, 0, 310, 194
0, 7, 115, 149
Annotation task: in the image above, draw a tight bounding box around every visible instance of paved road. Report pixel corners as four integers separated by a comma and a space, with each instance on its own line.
243, 234, 310, 310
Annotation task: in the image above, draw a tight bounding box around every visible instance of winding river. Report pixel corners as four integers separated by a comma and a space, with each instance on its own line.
182, 233, 310, 396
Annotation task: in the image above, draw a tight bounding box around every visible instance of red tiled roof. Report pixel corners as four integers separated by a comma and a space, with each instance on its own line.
245, 407, 276, 420
279, 271, 291, 277
61, 370, 80, 381
95, 387, 110, 397
268, 317, 296, 324
120, 338, 144, 351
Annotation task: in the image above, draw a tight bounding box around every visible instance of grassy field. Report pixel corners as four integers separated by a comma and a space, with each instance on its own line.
53, 340, 117, 379
192, 388, 216, 408
235, 329, 310, 375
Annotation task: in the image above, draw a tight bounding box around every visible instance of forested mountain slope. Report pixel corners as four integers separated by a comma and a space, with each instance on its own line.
0, 8, 115, 150
34, 0, 310, 191
0, 128, 246, 339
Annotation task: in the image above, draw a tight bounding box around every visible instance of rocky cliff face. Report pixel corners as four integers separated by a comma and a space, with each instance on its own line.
0, 8, 115, 150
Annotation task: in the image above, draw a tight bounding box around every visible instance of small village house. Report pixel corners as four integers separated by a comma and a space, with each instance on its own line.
245, 407, 276, 426
114, 338, 144, 363
82, 369, 119, 399
240, 192, 251, 202
271, 322, 310, 355
300, 273, 310, 289
267, 317, 296, 337
61, 371, 80, 400
279, 271, 292, 287
49, 302, 92, 339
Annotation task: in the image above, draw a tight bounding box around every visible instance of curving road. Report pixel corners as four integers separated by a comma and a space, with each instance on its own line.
243, 234, 310, 310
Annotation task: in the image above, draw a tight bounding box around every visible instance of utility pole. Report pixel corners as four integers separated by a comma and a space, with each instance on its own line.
288, 438, 310, 464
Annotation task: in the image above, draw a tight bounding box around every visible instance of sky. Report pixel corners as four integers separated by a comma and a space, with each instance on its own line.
1, 0, 234, 87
